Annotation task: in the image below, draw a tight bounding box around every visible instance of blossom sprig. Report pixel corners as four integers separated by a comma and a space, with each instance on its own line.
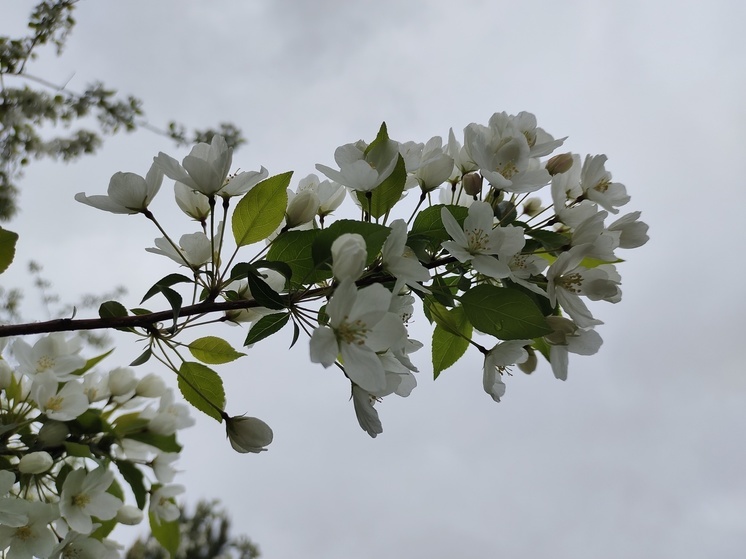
0, 336, 192, 558
28, 110, 650, 443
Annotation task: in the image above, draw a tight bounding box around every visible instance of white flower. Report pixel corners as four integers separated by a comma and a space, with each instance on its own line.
150, 485, 184, 524
0, 501, 58, 559
446, 128, 479, 177
571, 210, 620, 262
331, 233, 367, 282
60, 467, 122, 534
152, 452, 180, 483
580, 155, 630, 214
0, 471, 27, 528
154, 135, 233, 196
441, 202, 519, 279
116, 505, 144, 526
51, 530, 110, 559
146, 232, 212, 268
352, 385, 383, 438
546, 246, 622, 328
19, 451, 53, 475
382, 220, 430, 292
508, 111, 565, 157
136, 373, 167, 398
285, 188, 320, 229
75, 162, 163, 214
316, 138, 399, 193
145, 389, 195, 435
174, 182, 211, 222
225, 416, 274, 453
31, 372, 88, 421
545, 316, 603, 380
608, 211, 649, 249
12, 333, 85, 381
81, 371, 111, 403
482, 341, 531, 402
310, 281, 406, 393
218, 167, 268, 198
401, 136, 454, 192
107, 367, 137, 398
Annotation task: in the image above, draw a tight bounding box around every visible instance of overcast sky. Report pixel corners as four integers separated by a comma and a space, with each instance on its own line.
3, 0, 746, 557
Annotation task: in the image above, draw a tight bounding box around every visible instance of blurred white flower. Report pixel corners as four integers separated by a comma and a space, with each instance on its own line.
19, 452, 53, 475
31, 372, 88, 421
60, 467, 122, 534
150, 485, 184, 524
12, 333, 85, 381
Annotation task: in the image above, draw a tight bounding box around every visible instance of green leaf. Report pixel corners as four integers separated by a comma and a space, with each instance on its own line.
98, 300, 127, 319
113, 413, 149, 436
245, 313, 289, 346
411, 204, 469, 254
69, 348, 114, 376
232, 172, 292, 246
432, 306, 472, 379
63, 441, 92, 458
0, 227, 18, 274
266, 229, 321, 287
527, 229, 570, 252
160, 287, 183, 326
177, 362, 225, 422
311, 220, 391, 271
460, 285, 552, 340
149, 513, 180, 558
188, 336, 245, 364
246, 272, 286, 310
356, 154, 407, 218
127, 432, 182, 453
116, 459, 147, 509
129, 307, 153, 316
141, 274, 192, 304
130, 347, 152, 367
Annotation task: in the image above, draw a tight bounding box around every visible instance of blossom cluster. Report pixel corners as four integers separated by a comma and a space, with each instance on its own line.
0, 334, 193, 559
66, 110, 648, 444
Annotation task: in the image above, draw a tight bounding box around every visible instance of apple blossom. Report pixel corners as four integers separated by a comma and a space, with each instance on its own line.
18, 452, 53, 475
59, 467, 122, 534
225, 415, 274, 453
331, 233, 367, 282
75, 162, 163, 214
154, 135, 233, 197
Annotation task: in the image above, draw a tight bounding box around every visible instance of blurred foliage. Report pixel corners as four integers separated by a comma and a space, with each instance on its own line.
0, 0, 245, 220
126, 500, 261, 559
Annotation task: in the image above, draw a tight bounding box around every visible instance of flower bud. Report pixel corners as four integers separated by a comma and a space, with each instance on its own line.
545, 152, 574, 175
37, 421, 70, 447
286, 189, 320, 229
0, 360, 13, 389
226, 415, 273, 453
19, 451, 54, 474
116, 505, 144, 525
462, 172, 483, 197
522, 197, 543, 217
108, 367, 137, 396
331, 233, 367, 282
136, 373, 166, 398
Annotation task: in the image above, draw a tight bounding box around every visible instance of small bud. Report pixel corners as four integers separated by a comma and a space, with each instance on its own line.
116, 505, 144, 525
462, 172, 483, 197
38, 421, 70, 447
19, 451, 54, 474
136, 373, 167, 398
108, 367, 137, 396
517, 347, 538, 374
545, 152, 574, 175
285, 189, 320, 229
522, 197, 543, 217
331, 233, 367, 282
226, 415, 273, 454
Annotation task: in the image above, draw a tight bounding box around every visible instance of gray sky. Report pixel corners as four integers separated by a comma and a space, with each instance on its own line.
3, 0, 746, 557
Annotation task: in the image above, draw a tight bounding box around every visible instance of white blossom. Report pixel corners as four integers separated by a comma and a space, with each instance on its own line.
59, 467, 122, 534
75, 162, 163, 214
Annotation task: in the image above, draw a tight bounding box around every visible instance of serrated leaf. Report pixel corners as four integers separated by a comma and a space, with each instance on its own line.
116, 459, 147, 509
99, 300, 128, 319
150, 513, 180, 558
0, 227, 18, 274
266, 229, 321, 286
188, 336, 245, 364
356, 154, 407, 218
232, 172, 291, 246
432, 306, 472, 379
311, 220, 390, 270
246, 272, 286, 310
245, 313, 289, 346
177, 362, 225, 422
461, 285, 552, 340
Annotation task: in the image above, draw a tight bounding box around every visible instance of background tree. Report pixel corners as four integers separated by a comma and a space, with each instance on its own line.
0, 0, 245, 220
126, 500, 261, 559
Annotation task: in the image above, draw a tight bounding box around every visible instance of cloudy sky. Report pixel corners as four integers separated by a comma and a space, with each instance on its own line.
3, 0, 746, 557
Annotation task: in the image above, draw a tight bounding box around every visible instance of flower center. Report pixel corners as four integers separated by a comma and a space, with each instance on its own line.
497, 161, 518, 179
45, 395, 64, 412
72, 492, 91, 508
14, 526, 33, 541
466, 228, 490, 253
36, 355, 55, 372
336, 319, 369, 346
559, 272, 583, 294
594, 178, 610, 193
